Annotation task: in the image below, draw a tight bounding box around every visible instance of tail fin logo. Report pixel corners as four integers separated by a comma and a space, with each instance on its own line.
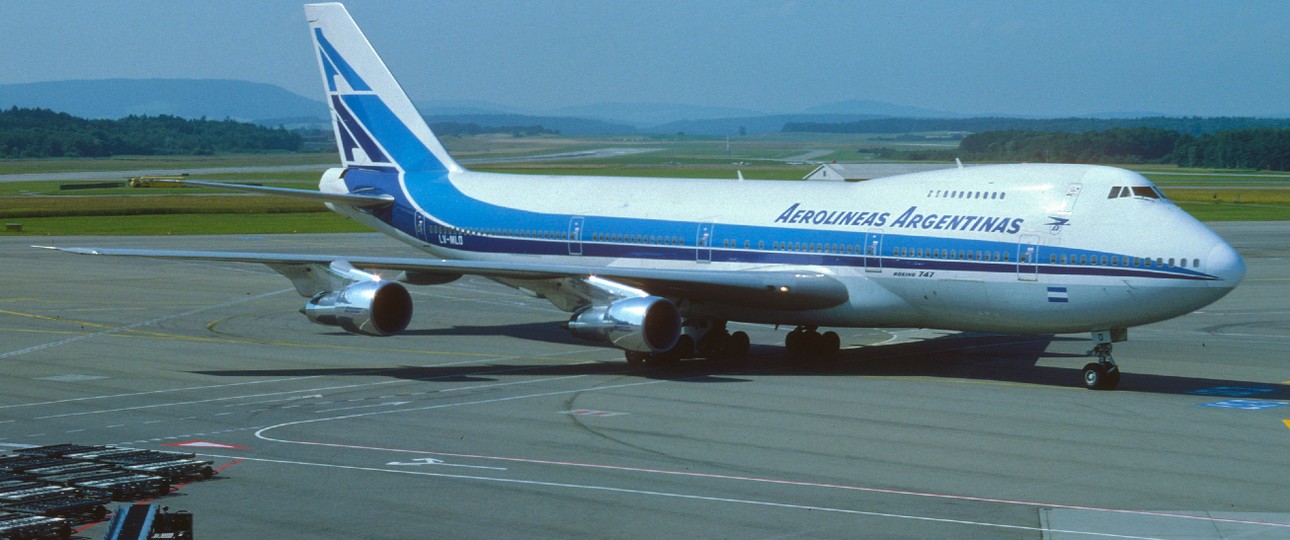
307, 3, 458, 175
313, 28, 393, 168
314, 28, 370, 93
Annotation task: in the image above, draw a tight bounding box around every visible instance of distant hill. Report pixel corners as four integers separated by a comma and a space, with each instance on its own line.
783, 116, 1290, 136
414, 100, 524, 116
0, 79, 326, 124
802, 99, 959, 118
646, 114, 883, 136
549, 102, 768, 127
423, 113, 635, 136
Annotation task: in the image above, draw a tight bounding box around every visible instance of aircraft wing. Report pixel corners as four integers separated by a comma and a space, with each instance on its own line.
36, 247, 850, 311
146, 179, 394, 208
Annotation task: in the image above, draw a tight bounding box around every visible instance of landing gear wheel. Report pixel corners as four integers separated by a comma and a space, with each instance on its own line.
1082, 363, 1106, 390
625, 351, 648, 365
729, 331, 750, 357
785, 330, 807, 355
1083, 341, 1121, 390
818, 331, 840, 356
1104, 366, 1121, 389
786, 326, 837, 360
670, 334, 695, 360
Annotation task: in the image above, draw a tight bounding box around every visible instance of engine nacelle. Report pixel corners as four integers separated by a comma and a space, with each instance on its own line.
566, 296, 681, 353
302, 281, 413, 336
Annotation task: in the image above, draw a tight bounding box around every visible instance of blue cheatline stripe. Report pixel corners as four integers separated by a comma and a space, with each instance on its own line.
314, 29, 371, 91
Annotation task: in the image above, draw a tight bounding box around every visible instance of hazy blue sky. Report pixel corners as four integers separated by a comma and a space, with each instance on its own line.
3, 0, 1287, 116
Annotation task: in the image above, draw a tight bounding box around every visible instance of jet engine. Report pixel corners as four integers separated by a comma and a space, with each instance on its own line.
302, 280, 413, 336
565, 296, 681, 353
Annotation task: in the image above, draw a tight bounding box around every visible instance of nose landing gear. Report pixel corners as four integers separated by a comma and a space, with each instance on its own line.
1082, 329, 1127, 390
1082, 343, 1120, 390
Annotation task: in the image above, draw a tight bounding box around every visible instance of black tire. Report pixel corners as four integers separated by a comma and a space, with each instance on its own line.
671, 334, 695, 359
625, 351, 648, 365
729, 331, 750, 357
818, 331, 841, 355
1083, 362, 1109, 390
1104, 367, 1121, 389
785, 331, 805, 355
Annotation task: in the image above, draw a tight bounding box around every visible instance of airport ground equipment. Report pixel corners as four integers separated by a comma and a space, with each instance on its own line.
101, 504, 192, 540
0, 444, 216, 534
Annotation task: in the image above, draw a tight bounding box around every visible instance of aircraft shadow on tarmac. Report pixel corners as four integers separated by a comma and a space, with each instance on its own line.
320, 321, 588, 347
195, 329, 1290, 397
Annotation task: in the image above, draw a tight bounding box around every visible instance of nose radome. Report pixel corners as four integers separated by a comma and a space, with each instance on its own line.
1207, 240, 1245, 288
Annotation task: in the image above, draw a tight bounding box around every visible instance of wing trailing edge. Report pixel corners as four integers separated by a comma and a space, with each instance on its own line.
146, 178, 394, 208
36, 246, 849, 311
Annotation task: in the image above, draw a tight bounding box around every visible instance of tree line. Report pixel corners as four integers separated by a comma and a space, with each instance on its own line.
783, 116, 1290, 136
0, 107, 303, 158
427, 121, 557, 137
957, 128, 1290, 170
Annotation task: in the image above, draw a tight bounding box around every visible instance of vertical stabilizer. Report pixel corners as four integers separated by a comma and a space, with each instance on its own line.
305, 3, 461, 174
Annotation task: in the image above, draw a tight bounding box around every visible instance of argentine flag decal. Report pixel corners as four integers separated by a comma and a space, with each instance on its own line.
1047, 286, 1069, 303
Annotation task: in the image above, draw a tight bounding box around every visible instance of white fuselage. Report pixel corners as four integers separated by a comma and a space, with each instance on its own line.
325, 162, 1244, 334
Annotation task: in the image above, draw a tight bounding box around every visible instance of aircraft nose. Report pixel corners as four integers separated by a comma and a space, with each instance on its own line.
1207, 239, 1245, 288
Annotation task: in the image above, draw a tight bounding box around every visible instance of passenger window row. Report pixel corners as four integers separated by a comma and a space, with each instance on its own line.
1049, 253, 1200, 269
928, 190, 1006, 200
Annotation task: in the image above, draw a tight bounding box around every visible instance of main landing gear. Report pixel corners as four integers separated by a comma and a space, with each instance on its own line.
784, 326, 840, 358
624, 319, 750, 366
1082, 329, 1127, 390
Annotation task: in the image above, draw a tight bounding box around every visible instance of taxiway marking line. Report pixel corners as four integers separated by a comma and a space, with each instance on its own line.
4, 350, 602, 412
1283, 419, 1289, 431
0, 288, 291, 360
198, 454, 1159, 540
31, 364, 609, 420
315, 401, 409, 413
256, 378, 672, 435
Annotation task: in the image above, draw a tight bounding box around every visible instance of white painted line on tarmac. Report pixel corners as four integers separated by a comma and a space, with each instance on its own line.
198, 454, 1159, 540
224, 394, 323, 408
315, 401, 409, 414
0, 288, 292, 360
386, 457, 507, 471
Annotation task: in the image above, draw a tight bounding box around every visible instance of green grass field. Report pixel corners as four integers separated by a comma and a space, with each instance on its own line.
2, 138, 1287, 236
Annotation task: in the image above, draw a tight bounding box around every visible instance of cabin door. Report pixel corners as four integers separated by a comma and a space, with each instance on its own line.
864, 229, 884, 272
696, 222, 714, 263
568, 216, 584, 255
1017, 234, 1040, 281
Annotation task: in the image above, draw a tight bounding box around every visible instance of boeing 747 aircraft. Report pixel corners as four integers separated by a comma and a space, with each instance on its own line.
43, 3, 1245, 390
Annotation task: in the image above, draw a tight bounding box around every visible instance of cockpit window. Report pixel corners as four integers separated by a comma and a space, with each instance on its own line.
1108, 185, 1167, 201
1131, 186, 1159, 199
